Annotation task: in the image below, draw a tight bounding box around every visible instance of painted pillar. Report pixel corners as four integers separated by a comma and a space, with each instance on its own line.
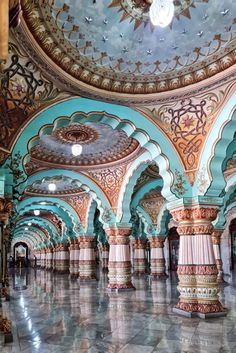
170, 206, 225, 317
149, 237, 167, 278
58, 244, 69, 273
105, 226, 135, 290
52, 247, 57, 272
69, 239, 80, 278
41, 248, 46, 269
37, 250, 41, 268
46, 247, 53, 270
212, 229, 225, 283
79, 236, 97, 280
133, 239, 147, 275
101, 243, 109, 270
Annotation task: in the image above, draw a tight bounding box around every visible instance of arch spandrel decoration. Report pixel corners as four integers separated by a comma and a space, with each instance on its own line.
197, 89, 236, 197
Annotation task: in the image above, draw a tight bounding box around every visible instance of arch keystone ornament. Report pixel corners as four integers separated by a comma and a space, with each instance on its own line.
105, 226, 135, 291
169, 200, 226, 318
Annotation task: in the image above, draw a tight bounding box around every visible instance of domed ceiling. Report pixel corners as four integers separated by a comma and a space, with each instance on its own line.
19, 0, 236, 97
27, 122, 140, 170
25, 176, 85, 196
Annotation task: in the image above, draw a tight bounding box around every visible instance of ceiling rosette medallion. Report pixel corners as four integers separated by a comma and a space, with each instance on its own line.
109, 0, 203, 30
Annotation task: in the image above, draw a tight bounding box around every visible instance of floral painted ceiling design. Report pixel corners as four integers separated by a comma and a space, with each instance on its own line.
19, 0, 236, 95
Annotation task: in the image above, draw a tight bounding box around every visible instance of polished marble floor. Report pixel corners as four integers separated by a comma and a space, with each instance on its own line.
1, 268, 236, 353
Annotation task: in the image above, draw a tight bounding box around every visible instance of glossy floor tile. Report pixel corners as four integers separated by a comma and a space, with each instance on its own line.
0, 269, 236, 352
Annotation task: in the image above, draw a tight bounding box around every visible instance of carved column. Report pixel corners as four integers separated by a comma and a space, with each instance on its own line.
170, 206, 225, 318
100, 243, 109, 270
69, 239, 80, 278
79, 237, 96, 280
212, 229, 225, 283
105, 226, 135, 291
149, 237, 167, 278
0, 197, 12, 342
46, 247, 53, 270
52, 246, 57, 272
40, 248, 46, 269
58, 244, 69, 274
133, 239, 147, 275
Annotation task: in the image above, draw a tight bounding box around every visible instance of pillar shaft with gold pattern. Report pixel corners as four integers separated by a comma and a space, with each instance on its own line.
40, 248, 46, 269
149, 236, 167, 278
105, 226, 135, 291
100, 243, 109, 270
0, 197, 12, 341
69, 239, 80, 278
57, 244, 69, 274
79, 236, 96, 280
45, 247, 53, 270
133, 239, 147, 275
212, 229, 225, 283
170, 203, 226, 318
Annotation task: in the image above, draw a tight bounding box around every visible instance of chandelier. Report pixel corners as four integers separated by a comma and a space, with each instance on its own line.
149, 0, 175, 27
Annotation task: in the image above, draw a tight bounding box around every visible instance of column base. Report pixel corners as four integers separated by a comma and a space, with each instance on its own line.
107, 283, 136, 291
149, 273, 168, 279
79, 275, 97, 281
4, 332, 13, 344
173, 307, 227, 319
133, 270, 148, 276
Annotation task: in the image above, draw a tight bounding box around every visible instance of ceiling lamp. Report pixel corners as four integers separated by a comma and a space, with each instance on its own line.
25, 227, 28, 231
149, 0, 174, 28
72, 144, 82, 157
28, 222, 32, 226
34, 210, 40, 216
48, 183, 56, 192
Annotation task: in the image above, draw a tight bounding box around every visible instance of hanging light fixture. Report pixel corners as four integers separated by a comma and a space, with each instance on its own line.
149, 0, 175, 28
28, 222, 32, 226
34, 210, 40, 216
71, 144, 83, 157
48, 183, 56, 192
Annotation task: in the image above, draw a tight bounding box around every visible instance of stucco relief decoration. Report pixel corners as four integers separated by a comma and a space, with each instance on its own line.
43, 213, 63, 235
87, 165, 127, 210
139, 189, 165, 225
64, 194, 91, 228
0, 41, 65, 164
138, 82, 235, 182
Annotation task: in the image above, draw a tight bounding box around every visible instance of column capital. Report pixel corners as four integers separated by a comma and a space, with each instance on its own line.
149, 236, 165, 248
105, 226, 131, 245
133, 239, 147, 249
79, 236, 96, 248
169, 205, 218, 235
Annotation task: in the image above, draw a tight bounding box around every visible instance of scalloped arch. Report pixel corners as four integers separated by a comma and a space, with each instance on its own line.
15, 217, 59, 243
196, 90, 236, 197
26, 169, 114, 224
17, 197, 78, 238
8, 97, 185, 200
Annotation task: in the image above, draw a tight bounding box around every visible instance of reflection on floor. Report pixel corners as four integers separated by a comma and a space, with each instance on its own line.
0, 268, 236, 353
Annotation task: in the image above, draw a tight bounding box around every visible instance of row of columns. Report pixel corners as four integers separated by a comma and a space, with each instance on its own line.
33, 210, 226, 319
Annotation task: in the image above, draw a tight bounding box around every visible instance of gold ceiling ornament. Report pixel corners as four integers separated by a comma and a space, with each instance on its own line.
108, 0, 205, 30
52, 124, 99, 145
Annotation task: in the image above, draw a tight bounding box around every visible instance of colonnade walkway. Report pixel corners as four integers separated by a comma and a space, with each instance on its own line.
1, 268, 236, 353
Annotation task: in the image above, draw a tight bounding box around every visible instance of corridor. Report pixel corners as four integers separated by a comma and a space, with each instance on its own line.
1, 269, 236, 353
